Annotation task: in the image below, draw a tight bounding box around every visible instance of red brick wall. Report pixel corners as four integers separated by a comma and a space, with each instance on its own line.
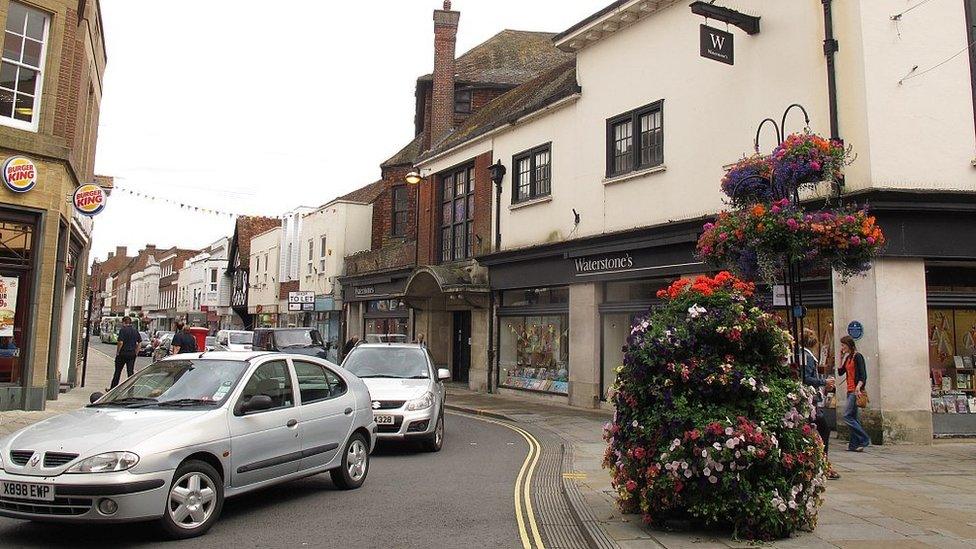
472, 152, 493, 258
372, 166, 416, 250
430, 8, 460, 144
417, 151, 493, 265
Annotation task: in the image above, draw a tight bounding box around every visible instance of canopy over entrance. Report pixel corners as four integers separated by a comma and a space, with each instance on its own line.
403, 263, 489, 311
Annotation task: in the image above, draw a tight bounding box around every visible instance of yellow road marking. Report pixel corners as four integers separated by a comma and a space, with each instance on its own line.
562, 472, 587, 479
452, 412, 546, 549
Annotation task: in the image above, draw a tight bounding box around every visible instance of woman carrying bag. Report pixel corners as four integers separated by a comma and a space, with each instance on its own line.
802, 329, 841, 479
838, 335, 871, 452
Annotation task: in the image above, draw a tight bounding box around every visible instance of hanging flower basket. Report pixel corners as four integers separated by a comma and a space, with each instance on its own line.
604, 273, 827, 540
697, 200, 885, 281
771, 131, 851, 189
721, 155, 775, 206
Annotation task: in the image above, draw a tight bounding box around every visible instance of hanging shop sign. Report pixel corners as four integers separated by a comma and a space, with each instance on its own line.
72, 184, 107, 216
0, 276, 19, 337
288, 291, 315, 312
2, 157, 37, 193
847, 320, 864, 341
700, 24, 734, 65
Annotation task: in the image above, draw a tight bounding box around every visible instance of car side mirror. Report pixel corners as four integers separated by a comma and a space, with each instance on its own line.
240, 394, 273, 414
89, 392, 103, 404
438, 368, 451, 381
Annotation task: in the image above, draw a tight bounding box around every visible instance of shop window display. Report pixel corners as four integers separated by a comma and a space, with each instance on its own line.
929, 309, 976, 414
499, 315, 569, 394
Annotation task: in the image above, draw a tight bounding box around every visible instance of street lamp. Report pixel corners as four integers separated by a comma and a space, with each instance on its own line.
488, 161, 506, 251
405, 171, 423, 185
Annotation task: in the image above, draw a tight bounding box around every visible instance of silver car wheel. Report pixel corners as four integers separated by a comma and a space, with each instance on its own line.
435, 416, 444, 446
347, 439, 368, 481
168, 472, 217, 530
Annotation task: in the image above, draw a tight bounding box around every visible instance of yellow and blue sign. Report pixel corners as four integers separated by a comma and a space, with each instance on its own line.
72, 184, 107, 217
2, 156, 37, 193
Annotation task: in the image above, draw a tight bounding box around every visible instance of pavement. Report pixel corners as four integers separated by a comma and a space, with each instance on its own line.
444, 386, 976, 549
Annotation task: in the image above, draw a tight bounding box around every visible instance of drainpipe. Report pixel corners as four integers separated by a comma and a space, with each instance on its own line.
822, 0, 844, 196
486, 290, 494, 394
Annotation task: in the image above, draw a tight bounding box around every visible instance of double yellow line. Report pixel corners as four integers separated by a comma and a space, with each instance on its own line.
462, 413, 546, 549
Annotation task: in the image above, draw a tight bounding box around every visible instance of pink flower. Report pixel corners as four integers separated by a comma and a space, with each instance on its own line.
809, 161, 821, 171
771, 205, 781, 214
786, 218, 799, 231
851, 236, 861, 245
703, 222, 715, 230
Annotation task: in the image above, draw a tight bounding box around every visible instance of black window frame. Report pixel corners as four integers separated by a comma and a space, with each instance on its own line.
454, 89, 472, 114
439, 163, 475, 263
605, 99, 664, 178
391, 185, 409, 237
511, 143, 552, 204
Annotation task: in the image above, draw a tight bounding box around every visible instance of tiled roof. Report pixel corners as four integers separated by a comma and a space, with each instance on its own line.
233, 216, 280, 260
420, 60, 580, 160
337, 180, 385, 204
418, 30, 574, 87
381, 135, 424, 168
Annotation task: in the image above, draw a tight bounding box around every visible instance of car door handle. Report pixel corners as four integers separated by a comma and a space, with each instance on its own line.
344, 407, 353, 415
286, 419, 298, 428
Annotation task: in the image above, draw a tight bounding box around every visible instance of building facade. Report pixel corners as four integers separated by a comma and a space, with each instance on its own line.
0, 0, 107, 410
149, 246, 197, 332
227, 216, 280, 331
413, 0, 976, 443
247, 226, 282, 327
299, 181, 381, 359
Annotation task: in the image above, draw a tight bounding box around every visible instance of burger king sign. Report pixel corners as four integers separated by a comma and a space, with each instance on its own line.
72, 184, 107, 217
2, 156, 37, 193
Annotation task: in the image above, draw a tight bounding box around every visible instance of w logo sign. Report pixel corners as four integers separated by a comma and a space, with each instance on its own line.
700, 24, 734, 65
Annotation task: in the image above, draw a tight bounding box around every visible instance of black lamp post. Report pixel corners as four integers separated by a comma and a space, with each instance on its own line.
488, 161, 507, 252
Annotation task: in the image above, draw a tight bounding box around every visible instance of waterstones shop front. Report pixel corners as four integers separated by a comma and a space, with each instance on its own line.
484, 192, 976, 442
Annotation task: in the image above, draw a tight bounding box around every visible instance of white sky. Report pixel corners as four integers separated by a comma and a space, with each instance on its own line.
90, 0, 606, 263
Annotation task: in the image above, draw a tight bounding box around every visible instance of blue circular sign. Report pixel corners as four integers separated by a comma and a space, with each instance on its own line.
847, 321, 864, 340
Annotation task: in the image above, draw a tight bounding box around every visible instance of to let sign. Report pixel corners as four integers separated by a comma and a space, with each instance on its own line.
700, 24, 733, 65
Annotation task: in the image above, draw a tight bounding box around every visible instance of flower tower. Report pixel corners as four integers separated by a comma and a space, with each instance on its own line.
605, 273, 827, 540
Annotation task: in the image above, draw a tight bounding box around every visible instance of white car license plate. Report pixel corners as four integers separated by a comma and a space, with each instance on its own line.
1, 480, 54, 501
374, 414, 395, 425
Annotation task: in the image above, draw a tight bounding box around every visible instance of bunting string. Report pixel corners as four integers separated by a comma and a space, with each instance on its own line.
109, 184, 288, 219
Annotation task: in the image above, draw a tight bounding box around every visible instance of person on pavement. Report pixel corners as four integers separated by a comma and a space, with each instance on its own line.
838, 335, 870, 452
802, 329, 840, 479
171, 322, 197, 355
110, 316, 141, 389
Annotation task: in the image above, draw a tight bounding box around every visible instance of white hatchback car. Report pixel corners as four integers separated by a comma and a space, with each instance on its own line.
0, 352, 376, 539
341, 343, 449, 452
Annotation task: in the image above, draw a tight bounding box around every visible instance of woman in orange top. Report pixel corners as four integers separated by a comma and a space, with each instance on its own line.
837, 335, 870, 451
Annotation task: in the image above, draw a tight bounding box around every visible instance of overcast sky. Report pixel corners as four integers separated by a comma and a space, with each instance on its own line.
90, 0, 606, 262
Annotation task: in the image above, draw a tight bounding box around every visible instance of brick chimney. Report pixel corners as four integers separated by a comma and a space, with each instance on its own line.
107, 252, 114, 259
115, 246, 127, 257
431, 1, 460, 145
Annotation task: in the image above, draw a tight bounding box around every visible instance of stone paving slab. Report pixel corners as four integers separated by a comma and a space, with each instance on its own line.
445, 387, 976, 549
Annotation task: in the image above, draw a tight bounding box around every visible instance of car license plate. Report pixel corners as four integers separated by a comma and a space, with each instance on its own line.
1, 481, 54, 502
374, 414, 395, 425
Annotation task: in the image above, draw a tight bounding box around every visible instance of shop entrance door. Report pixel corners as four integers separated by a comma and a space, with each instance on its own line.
452, 311, 470, 383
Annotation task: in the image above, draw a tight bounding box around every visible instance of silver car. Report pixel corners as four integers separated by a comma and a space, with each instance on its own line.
341, 343, 449, 452
0, 352, 376, 539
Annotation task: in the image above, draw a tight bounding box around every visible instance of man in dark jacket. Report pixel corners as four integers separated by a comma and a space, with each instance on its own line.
111, 316, 142, 389
171, 322, 197, 355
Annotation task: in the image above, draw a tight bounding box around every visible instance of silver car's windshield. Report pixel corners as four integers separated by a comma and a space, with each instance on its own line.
276, 329, 322, 348
229, 332, 252, 345
343, 348, 429, 379
94, 359, 249, 407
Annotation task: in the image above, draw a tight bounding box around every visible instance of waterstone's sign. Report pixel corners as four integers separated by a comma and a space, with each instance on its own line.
574, 253, 634, 276
354, 286, 375, 297
700, 24, 733, 65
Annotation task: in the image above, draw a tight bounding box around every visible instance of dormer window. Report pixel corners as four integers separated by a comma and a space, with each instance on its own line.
454, 89, 472, 114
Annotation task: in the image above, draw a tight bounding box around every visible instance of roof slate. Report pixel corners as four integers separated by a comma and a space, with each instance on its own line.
418, 30, 574, 87
337, 180, 385, 204
420, 60, 580, 161
381, 135, 424, 168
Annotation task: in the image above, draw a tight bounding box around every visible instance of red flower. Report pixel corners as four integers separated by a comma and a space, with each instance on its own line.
634, 447, 646, 460
625, 479, 638, 493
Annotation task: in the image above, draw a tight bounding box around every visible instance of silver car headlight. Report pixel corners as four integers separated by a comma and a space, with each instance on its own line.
66, 452, 139, 474
405, 392, 434, 411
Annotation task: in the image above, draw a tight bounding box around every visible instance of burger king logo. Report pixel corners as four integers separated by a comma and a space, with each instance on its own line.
2, 157, 37, 193
72, 184, 107, 217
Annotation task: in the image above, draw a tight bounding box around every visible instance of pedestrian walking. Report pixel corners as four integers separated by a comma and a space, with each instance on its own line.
802, 329, 840, 479
838, 335, 871, 452
110, 316, 141, 389
171, 322, 198, 355
342, 336, 360, 359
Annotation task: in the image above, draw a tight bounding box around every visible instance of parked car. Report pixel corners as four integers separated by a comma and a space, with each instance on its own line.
152, 333, 174, 362
0, 352, 376, 539
252, 328, 330, 360
341, 343, 449, 452
215, 330, 253, 352
131, 331, 150, 356
204, 336, 216, 351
